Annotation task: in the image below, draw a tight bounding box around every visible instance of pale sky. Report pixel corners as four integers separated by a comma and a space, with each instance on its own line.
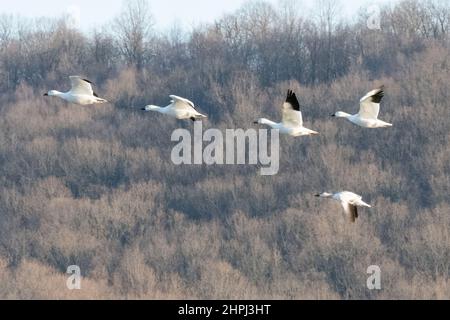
0, 0, 395, 32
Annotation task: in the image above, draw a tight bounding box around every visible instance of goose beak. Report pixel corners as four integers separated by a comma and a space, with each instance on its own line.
314, 194, 321, 197
141, 108, 146, 111
330, 114, 335, 117
43, 93, 48, 96
253, 121, 259, 125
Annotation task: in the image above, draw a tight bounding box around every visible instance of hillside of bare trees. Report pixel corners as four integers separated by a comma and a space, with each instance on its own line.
0, 0, 449, 299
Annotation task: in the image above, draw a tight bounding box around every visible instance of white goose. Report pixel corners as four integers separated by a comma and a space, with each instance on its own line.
254, 90, 319, 136
44, 76, 108, 105
332, 86, 392, 128
315, 191, 372, 223
142, 95, 207, 121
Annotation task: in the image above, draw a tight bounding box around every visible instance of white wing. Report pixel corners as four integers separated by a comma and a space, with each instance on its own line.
169, 95, 196, 111
282, 90, 303, 127
69, 76, 94, 95
282, 106, 303, 127
339, 191, 362, 204
358, 86, 384, 119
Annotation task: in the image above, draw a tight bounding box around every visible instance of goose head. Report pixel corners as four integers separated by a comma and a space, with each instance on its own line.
44, 90, 60, 97
315, 192, 333, 198
141, 105, 161, 112
253, 118, 271, 125
331, 111, 351, 118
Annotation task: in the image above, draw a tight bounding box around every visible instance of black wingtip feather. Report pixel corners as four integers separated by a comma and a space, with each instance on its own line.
82, 78, 94, 84
371, 86, 385, 103
286, 89, 300, 111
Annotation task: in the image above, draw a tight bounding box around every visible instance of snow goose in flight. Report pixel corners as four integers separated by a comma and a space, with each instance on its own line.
332, 86, 392, 128
315, 191, 372, 223
44, 76, 108, 105
254, 90, 319, 136
142, 95, 207, 121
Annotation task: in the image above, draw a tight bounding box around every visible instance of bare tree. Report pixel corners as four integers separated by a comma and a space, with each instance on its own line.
315, 0, 342, 82
0, 15, 13, 47
113, 0, 154, 69
1, 0, 450, 300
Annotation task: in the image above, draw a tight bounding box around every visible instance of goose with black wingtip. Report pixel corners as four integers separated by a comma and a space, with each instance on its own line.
44, 76, 108, 105
315, 191, 372, 223
332, 86, 392, 128
142, 95, 207, 121
254, 89, 319, 137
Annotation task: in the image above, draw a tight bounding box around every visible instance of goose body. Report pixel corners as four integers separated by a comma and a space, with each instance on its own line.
44, 76, 108, 105
142, 95, 207, 121
332, 86, 392, 128
255, 90, 319, 137
315, 191, 372, 223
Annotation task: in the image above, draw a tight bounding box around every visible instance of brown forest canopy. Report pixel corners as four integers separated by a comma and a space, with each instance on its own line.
0, 0, 449, 299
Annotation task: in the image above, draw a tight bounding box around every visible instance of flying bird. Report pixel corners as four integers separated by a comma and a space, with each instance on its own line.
315, 191, 372, 223
254, 90, 319, 136
142, 95, 207, 121
44, 76, 108, 105
332, 86, 392, 128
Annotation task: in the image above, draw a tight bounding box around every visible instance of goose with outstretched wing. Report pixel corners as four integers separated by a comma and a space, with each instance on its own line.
254, 89, 319, 137
44, 76, 108, 105
332, 86, 392, 128
142, 94, 207, 121
315, 191, 372, 223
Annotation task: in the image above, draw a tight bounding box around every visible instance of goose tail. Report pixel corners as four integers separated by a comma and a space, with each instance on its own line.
95, 97, 108, 104
361, 201, 372, 208
195, 113, 208, 119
